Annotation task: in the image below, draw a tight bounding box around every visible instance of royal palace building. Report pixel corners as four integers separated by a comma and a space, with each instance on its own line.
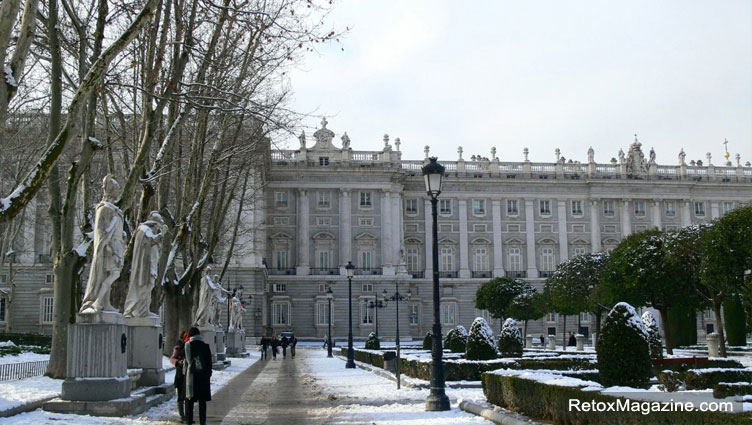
2, 118, 752, 344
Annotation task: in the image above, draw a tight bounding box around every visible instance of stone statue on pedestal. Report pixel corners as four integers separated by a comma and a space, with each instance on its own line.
195, 267, 217, 326
80, 175, 125, 314
229, 296, 245, 332
211, 274, 229, 326
123, 212, 167, 318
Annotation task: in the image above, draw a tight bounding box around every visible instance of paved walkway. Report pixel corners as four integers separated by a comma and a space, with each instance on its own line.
206, 350, 337, 425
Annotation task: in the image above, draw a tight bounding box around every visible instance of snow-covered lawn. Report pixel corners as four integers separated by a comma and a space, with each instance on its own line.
304, 349, 495, 424
1, 352, 259, 425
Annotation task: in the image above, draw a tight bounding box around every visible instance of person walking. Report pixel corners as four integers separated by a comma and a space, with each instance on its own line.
260, 336, 269, 360
323, 334, 328, 349
271, 336, 280, 360
184, 327, 213, 425
567, 332, 576, 347
170, 330, 188, 423
290, 335, 298, 358
281, 335, 290, 358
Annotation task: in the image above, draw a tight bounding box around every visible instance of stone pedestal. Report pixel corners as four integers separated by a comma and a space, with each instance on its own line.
547, 335, 556, 350
125, 315, 165, 387
61, 312, 130, 401
707, 333, 720, 357
525, 335, 533, 348
591, 333, 597, 349
215, 327, 226, 361
575, 334, 585, 351
198, 326, 217, 363
226, 330, 244, 356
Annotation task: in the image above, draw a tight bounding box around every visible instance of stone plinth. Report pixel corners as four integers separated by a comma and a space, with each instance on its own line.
198, 326, 217, 363
547, 335, 556, 350
61, 312, 130, 401
226, 330, 243, 356
525, 335, 533, 348
707, 332, 720, 357
215, 328, 226, 361
591, 333, 597, 349
575, 334, 585, 351
125, 315, 165, 387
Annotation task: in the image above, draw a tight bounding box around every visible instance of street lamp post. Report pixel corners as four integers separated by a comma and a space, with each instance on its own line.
345, 261, 356, 368
368, 297, 386, 338
385, 284, 411, 389
422, 157, 450, 411
326, 286, 334, 358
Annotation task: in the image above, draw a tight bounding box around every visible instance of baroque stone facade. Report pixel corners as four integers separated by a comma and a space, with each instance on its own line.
2, 119, 751, 343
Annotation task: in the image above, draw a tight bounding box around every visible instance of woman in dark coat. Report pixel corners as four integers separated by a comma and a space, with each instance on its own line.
271, 336, 280, 360
184, 327, 213, 425
260, 336, 270, 360
281, 335, 289, 358
170, 330, 188, 422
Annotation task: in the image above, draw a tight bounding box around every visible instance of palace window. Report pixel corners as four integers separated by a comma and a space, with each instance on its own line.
316, 217, 331, 226
539, 200, 551, 215
361, 303, 374, 324
723, 202, 734, 213
694, 202, 705, 216
358, 217, 373, 227
441, 302, 457, 325
475, 309, 491, 323
406, 248, 420, 272
634, 201, 646, 216
440, 199, 452, 215
410, 304, 420, 324
274, 191, 288, 208
440, 247, 455, 272
508, 247, 522, 271
316, 303, 330, 325
603, 200, 614, 216
359, 192, 372, 208
473, 199, 486, 215
274, 250, 288, 269
573, 247, 586, 257
41, 296, 54, 324
272, 303, 290, 325
318, 157, 330, 166
273, 217, 289, 225
507, 200, 518, 215
360, 251, 373, 270
318, 251, 330, 269
362, 283, 373, 293
0, 296, 6, 323
546, 312, 558, 322
541, 247, 555, 271
405, 199, 418, 214
474, 247, 489, 271
571, 200, 583, 216
317, 191, 330, 208
579, 312, 591, 323
665, 202, 676, 217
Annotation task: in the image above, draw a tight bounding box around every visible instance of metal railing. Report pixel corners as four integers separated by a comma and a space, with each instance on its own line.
311, 268, 339, 276
538, 270, 556, 278
472, 271, 492, 279
0, 360, 49, 381
505, 270, 527, 278
268, 268, 296, 275
354, 268, 382, 276
410, 271, 425, 279
439, 271, 458, 278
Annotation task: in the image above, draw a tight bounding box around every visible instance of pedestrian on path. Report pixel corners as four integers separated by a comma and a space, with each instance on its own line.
271, 336, 280, 360
170, 330, 188, 423
281, 335, 289, 358
290, 335, 298, 358
260, 336, 269, 360
323, 334, 328, 349
184, 327, 213, 425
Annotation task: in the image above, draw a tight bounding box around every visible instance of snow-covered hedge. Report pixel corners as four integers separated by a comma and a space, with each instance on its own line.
465, 317, 497, 361
497, 318, 523, 357
445, 325, 468, 353
683, 368, 752, 390
641, 311, 663, 360
596, 302, 652, 388
713, 381, 752, 398
364, 332, 380, 350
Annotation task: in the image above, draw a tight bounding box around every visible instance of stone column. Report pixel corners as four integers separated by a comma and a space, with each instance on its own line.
590, 200, 602, 252
524, 199, 538, 278
547, 335, 556, 350
61, 312, 130, 401
710, 201, 720, 219
339, 190, 352, 273
651, 200, 662, 230
215, 326, 226, 361
621, 199, 632, 237
198, 325, 218, 363
681, 200, 691, 227
491, 200, 504, 277
525, 335, 533, 348
125, 316, 165, 387
424, 199, 433, 276
575, 334, 584, 351
707, 333, 720, 357
557, 200, 568, 262
392, 192, 403, 269
381, 191, 394, 274
296, 190, 310, 275
458, 199, 470, 278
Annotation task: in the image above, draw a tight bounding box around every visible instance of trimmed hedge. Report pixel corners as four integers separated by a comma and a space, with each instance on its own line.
713, 382, 752, 398
445, 326, 467, 353
597, 303, 652, 389
482, 372, 752, 425
658, 358, 744, 373
422, 332, 433, 350
723, 295, 747, 347
0, 333, 52, 348
683, 369, 752, 390
365, 332, 380, 349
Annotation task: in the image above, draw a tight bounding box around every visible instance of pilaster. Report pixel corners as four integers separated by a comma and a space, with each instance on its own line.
381, 191, 394, 275
590, 200, 602, 252
710, 201, 720, 219
458, 199, 471, 278
524, 199, 538, 278
681, 200, 691, 227
491, 200, 504, 277
339, 190, 352, 272
621, 199, 632, 237
296, 190, 310, 275
557, 200, 568, 262
651, 200, 662, 230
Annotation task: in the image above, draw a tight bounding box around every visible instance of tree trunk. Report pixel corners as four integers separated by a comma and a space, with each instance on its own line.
659, 306, 673, 355
523, 319, 528, 343
712, 299, 727, 357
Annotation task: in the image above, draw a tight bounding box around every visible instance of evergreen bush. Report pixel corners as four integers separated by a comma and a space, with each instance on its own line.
497, 318, 523, 357
641, 311, 663, 360
465, 317, 498, 360
364, 332, 380, 349
445, 325, 468, 353
422, 331, 433, 350
596, 302, 652, 388
724, 294, 747, 346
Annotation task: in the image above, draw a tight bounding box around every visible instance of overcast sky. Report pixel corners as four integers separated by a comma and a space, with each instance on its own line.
285, 0, 751, 165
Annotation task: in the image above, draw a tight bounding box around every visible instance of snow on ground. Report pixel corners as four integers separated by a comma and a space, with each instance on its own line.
303, 348, 495, 425
2, 351, 260, 425
0, 376, 61, 412
0, 351, 50, 364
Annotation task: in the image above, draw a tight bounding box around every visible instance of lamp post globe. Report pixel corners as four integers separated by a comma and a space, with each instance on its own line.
422, 157, 450, 411
345, 261, 356, 368
326, 286, 334, 358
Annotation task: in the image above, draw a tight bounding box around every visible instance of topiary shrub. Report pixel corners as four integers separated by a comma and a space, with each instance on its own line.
723, 294, 747, 346
422, 331, 433, 350
364, 332, 380, 349
465, 317, 497, 360
641, 311, 663, 360
596, 302, 652, 388
445, 325, 468, 353
497, 318, 523, 357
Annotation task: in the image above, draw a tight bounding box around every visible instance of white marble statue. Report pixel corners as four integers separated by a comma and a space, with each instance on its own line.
229, 296, 245, 332
123, 211, 167, 318
80, 175, 125, 314
194, 267, 217, 326
211, 274, 229, 326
